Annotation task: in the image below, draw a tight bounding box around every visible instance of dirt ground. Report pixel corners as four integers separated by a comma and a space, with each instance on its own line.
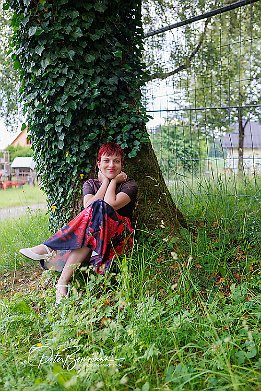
0, 263, 48, 298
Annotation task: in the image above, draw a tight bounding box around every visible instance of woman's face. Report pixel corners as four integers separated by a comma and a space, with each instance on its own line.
98, 153, 122, 179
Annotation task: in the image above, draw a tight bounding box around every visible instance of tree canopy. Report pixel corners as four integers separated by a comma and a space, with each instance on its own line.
0, 0, 20, 130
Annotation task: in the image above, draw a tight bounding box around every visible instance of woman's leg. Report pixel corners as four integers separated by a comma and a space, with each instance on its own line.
56, 246, 91, 303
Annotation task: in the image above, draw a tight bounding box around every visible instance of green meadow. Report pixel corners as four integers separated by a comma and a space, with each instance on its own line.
0, 177, 260, 390
0, 184, 46, 209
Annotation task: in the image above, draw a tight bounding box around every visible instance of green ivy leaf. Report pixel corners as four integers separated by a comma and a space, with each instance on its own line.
93, 2, 106, 12
28, 26, 44, 37
113, 50, 122, 59
88, 133, 97, 140
35, 45, 45, 56
40, 57, 50, 70
68, 50, 75, 60
72, 27, 83, 39
13, 60, 21, 70
57, 139, 64, 150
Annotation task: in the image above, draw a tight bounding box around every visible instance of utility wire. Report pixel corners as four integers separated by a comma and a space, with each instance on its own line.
144, 0, 260, 37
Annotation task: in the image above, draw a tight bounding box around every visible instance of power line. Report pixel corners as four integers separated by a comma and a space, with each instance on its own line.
144, 0, 260, 38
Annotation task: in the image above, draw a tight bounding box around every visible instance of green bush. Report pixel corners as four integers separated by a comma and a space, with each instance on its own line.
7, 145, 33, 162
150, 122, 203, 175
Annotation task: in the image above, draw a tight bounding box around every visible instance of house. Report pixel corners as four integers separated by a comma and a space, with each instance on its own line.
0, 150, 11, 178
11, 127, 31, 147
221, 122, 261, 173
11, 156, 36, 183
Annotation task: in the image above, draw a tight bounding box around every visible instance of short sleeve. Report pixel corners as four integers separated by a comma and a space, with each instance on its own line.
118, 178, 138, 202
83, 179, 95, 196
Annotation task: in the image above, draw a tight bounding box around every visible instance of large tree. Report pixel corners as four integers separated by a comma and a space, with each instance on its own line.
7, 0, 185, 231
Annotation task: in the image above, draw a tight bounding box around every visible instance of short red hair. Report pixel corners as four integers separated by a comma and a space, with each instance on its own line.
97, 142, 124, 163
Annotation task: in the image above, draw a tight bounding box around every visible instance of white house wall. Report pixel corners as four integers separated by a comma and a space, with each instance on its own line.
225, 148, 261, 173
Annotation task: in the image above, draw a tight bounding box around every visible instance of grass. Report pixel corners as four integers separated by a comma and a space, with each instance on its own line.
0, 184, 46, 209
0, 177, 260, 390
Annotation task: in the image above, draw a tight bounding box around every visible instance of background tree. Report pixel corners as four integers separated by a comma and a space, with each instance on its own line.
184, 4, 261, 172
6, 144, 33, 162
143, 0, 261, 173
150, 120, 202, 176
0, 0, 20, 130
7, 0, 185, 231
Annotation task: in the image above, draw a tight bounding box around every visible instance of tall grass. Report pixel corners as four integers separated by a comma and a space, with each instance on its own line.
0, 178, 260, 390
0, 210, 50, 272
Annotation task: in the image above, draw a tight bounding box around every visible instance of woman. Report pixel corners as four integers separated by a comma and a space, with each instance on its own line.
19, 142, 137, 304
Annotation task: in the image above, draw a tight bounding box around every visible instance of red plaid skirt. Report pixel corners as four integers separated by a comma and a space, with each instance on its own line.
41, 200, 134, 274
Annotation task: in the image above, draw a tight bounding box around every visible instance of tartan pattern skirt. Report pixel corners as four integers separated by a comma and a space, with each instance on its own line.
41, 200, 134, 274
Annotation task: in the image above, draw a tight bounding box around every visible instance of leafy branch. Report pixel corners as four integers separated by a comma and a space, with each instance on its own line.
147, 18, 211, 81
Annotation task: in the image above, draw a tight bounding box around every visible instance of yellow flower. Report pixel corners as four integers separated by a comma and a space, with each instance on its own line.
36, 343, 42, 347
80, 173, 84, 179
65, 151, 69, 157
51, 205, 57, 212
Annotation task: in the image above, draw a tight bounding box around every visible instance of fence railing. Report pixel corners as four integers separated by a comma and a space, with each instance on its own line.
144, 0, 261, 213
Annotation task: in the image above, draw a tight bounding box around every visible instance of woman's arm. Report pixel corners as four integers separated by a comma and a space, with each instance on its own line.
84, 171, 131, 210
83, 174, 109, 208
103, 172, 131, 210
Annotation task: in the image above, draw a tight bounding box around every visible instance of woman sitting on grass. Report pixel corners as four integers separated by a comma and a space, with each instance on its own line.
20, 142, 137, 304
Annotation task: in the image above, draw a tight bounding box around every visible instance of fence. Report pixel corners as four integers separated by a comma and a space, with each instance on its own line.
144, 0, 261, 214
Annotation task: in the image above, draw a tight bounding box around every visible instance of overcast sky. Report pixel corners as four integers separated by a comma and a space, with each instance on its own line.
0, 119, 20, 149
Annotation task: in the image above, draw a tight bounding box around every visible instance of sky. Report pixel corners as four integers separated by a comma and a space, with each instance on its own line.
0, 119, 20, 149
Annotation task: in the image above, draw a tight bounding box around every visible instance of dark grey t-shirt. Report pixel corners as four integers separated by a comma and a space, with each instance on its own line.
82, 178, 138, 220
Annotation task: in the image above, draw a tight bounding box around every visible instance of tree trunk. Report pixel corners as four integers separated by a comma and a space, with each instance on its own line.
9, 0, 186, 232
73, 140, 186, 232
125, 141, 187, 230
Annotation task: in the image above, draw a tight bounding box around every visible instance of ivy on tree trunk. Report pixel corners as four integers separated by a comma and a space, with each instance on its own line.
9, 0, 185, 231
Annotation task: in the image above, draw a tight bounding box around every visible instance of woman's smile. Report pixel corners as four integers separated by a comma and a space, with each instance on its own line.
98, 153, 122, 179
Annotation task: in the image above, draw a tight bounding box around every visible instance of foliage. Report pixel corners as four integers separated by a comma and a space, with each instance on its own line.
6, 0, 149, 230
185, 4, 261, 134
143, 0, 261, 175
6, 144, 33, 162
0, 176, 260, 389
142, 0, 219, 80
150, 120, 202, 174
0, 0, 20, 130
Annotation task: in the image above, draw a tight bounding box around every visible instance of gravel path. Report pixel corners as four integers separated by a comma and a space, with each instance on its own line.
0, 203, 47, 220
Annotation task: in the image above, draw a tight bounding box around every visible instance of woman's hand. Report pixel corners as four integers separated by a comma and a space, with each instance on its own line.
114, 171, 128, 184
103, 171, 130, 210
98, 170, 109, 184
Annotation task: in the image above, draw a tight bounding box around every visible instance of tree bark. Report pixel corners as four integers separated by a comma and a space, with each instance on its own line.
125, 141, 187, 230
